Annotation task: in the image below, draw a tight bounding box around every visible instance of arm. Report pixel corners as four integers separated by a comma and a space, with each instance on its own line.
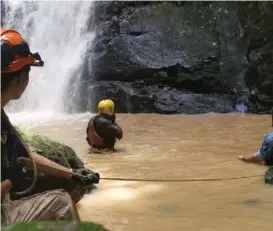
1, 179, 13, 196
30, 153, 73, 179
2, 113, 73, 182
17, 156, 100, 185
96, 117, 123, 140
238, 134, 272, 165
113, 121, 123, 139
237, 155, 265, 165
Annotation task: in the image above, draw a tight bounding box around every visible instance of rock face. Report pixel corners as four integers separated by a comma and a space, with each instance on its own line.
70, 1, 272, 114
87, 81, 234, 114
239, 2, 273, 113
12, 127, 92, 204
2, 1, 272, 114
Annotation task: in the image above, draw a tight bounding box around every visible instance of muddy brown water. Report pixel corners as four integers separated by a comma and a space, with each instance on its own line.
23, 113, 272, 231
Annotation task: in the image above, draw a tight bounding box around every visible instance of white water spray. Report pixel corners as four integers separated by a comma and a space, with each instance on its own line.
3, 0, 94, 114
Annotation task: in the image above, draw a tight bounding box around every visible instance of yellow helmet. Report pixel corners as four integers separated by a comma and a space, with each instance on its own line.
98, 99, 115, 116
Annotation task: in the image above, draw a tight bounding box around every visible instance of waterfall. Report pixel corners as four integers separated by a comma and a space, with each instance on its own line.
2, 0, 94, 114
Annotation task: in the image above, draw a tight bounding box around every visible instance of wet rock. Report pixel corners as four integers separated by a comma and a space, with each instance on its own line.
72, 1, 273, 114
12, 127, 93, 203
17, 127, 84, 168
265, 166, 273, 185
239, 2, 273, 113
88, 1, 224, 85
85, 81, 234, 114
2, 2, 273, 114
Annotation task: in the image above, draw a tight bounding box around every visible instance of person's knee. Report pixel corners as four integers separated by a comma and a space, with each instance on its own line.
48, 189, 73, 206
46, 189, 79, 220
49, 189, 71, 201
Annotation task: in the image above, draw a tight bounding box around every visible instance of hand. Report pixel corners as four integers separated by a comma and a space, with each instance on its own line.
237, 155, 245, 161
117, 125, 123, 139
1, 179, 13, 196
72, 168, 100, 185
111, 114, 116, 123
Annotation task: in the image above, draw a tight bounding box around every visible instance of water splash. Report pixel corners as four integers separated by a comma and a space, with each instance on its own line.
235, 103, 247, 113
8, 111, 93, 128
234, 70, 249, 113
3, 0, 94, 113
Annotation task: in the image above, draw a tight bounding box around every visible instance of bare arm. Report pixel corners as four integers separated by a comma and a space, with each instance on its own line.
237, 132, 273, 165
237, 155, 265, 165
1, 179, 13, 196
30, 153, 73, 179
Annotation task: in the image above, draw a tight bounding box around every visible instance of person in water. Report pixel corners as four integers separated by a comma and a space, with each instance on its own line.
238, 107, 273, 165
86, 99, 123, 150
1, 28, 99, 225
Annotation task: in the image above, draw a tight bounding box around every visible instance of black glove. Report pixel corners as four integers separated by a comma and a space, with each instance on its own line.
3, 167, 17, 185
110, 114, 116, 123
3, 166, 30, 192
72, 168, 100, 185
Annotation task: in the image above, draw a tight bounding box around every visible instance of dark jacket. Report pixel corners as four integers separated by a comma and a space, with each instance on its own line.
86, 114, 123, 149
1, 109, 30, 193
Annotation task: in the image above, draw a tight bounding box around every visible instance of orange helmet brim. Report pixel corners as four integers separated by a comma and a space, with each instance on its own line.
1, 52, 44, 73
1, 27, 44, 73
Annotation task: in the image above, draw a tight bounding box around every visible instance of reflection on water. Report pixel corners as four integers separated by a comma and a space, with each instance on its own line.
16, 113, 272, 231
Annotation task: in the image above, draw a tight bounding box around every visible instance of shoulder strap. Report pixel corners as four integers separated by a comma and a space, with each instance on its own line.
1, 110, 32, 157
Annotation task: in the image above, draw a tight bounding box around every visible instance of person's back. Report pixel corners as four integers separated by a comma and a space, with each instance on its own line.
86, 99, 123, 150
261, 131, 273, 165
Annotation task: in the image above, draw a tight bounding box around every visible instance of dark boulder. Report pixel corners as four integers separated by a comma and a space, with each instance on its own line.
86, 81, 234, 114
72, 1, 272, 114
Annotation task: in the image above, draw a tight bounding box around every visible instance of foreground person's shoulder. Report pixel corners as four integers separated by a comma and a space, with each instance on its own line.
264, 132, 273, 141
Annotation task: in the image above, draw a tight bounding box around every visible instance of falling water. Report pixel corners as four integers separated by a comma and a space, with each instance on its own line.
2, 0, 94, 114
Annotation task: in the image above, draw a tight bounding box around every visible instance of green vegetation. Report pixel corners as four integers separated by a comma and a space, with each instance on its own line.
2, 221, 109, 231
17, 127, 84, 169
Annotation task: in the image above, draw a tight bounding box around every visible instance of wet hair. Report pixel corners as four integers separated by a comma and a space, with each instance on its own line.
1, 65, 30, 91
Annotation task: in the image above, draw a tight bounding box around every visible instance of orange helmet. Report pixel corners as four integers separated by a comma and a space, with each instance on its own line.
1, 28, 44, 73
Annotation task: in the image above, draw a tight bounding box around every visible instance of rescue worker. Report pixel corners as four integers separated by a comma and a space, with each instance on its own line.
86, 99, 123, 150
1, 28, 99, 225
237, 107, 273, 165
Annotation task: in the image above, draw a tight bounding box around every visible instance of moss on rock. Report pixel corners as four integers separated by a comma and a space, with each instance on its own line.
2, 221, 109, 231
12, 127, 92, 204
16, 126, 84, 169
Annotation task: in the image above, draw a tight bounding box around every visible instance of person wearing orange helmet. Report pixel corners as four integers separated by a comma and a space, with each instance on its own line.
1, 28, 44, 101
1, 28, 99, 225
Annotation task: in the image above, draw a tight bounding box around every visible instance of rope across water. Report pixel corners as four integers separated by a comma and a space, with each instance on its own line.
100, 173, 265, 182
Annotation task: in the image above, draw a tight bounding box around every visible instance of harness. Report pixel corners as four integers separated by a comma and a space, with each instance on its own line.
1, 110, 38, 198
86, 115, 104, 147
